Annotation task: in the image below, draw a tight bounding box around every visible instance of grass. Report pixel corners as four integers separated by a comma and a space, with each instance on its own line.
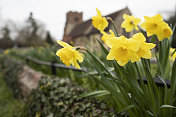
0, 74, 23, 117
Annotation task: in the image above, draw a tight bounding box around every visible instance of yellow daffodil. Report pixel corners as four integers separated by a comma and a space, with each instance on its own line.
130, 33, 156, 61
45, 82, 51, 87
40, 85, 44, 90
106, 36, 141, 66
35, 112, 41, 117
141, 14, 163, 32
92, 8, 108, 31
169, 48, 176, 61
141, 14, 172, 41
3, 49, 10, 54
56, 40, 84, 69
156, 22, 172, 41
70, 41, 74, 45
121, 14, 141, 32
101, 29, 115, 47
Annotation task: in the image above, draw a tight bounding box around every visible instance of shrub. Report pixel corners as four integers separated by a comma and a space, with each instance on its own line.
21, 76, 117, 117
0, 55, 24, 98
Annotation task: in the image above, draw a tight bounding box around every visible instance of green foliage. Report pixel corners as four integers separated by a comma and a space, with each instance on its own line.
0, 74, 24, 117
0, 25, 13, 49
9, 45, 87, 80
15, 12, 47, 47
45, 31, 54, 44
80, 27, 176, 117
0, 55, 24, 98
0, 54, 117, 116
21, 76, 117, 117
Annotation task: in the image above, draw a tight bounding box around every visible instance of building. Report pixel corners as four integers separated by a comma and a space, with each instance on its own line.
63, 7, 132, 50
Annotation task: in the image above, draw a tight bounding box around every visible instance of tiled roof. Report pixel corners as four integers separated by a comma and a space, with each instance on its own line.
68, 19, 92, 37
68, 7, 130, 38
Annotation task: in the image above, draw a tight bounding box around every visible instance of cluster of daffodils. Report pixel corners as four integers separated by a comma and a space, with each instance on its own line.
92, 9, 155, 66
141, 14, 172, 41
56, 8, 174, 68
120, 13, 172, 41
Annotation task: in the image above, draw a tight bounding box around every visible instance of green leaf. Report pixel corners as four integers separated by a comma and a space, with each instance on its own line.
111, 22, 119, 37
78, 90, 110, 98
86, 49, 114, 78
95, 38, 109, 55
171, 59, 176, 93
160, 105, 176, 109
79, 67, 114, 78
118, 105, 135, 113
156, 74, 167, 88
145, 110, 155, 117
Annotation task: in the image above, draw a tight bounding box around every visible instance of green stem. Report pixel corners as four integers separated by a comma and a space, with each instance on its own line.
86, 49, 114, 79
112, 23, 119, 37
107, 17, 119, 37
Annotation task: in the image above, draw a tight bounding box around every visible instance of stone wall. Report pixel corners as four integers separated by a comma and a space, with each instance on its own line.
0, 55, 42, 98
73, 33, 102, 51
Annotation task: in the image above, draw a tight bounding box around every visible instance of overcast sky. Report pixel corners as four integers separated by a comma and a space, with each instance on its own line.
0, 0, 176, 40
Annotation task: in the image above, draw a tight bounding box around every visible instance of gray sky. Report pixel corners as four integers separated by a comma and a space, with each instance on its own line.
0, 0, 176, 40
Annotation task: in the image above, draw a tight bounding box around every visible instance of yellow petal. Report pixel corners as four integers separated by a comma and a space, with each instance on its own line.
140, 22, 146, 29
92, 9, 108, 31
133, 18, 141, 25
101, 29, 115, 43
132, 33, 146, 42
73, 58, 81, 69
96, 8, 102, 17
143, 51, 152, 59
105, 37, 121, 48
147, 31, 155, 37
109, 29, 115, 36
134, 25, 139, 31
127, 39, 141, 52
75, 51, 84, 62
145, 43, 156, 49
129, 52, 140, 63
117, 60, 129, 66
121, 21, 126, 28
107, 49, 116, 60
163, 26, 172, 39
123, 14, 131, 20
153, 14, 163, 21
57, 40, 71, 48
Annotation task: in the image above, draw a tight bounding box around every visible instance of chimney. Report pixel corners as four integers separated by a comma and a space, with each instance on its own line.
63, 11, 83, 43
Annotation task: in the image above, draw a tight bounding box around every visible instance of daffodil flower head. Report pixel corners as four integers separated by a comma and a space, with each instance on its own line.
92, 8, 108, 31
101, 29, 115, 47
169, 48, 176, 61
141, 14, 163, 37
141, 14, 172, 41
130, 33, 156, 61
156, 22, 172, 41
3, 49, 10, 54
106, 36, 141, 66
56, 40, 84, 69
35, 112, 41, 117
121, 14, 141, 32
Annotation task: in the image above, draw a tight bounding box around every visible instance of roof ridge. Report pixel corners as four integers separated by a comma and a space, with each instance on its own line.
67, 7, 130, 38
